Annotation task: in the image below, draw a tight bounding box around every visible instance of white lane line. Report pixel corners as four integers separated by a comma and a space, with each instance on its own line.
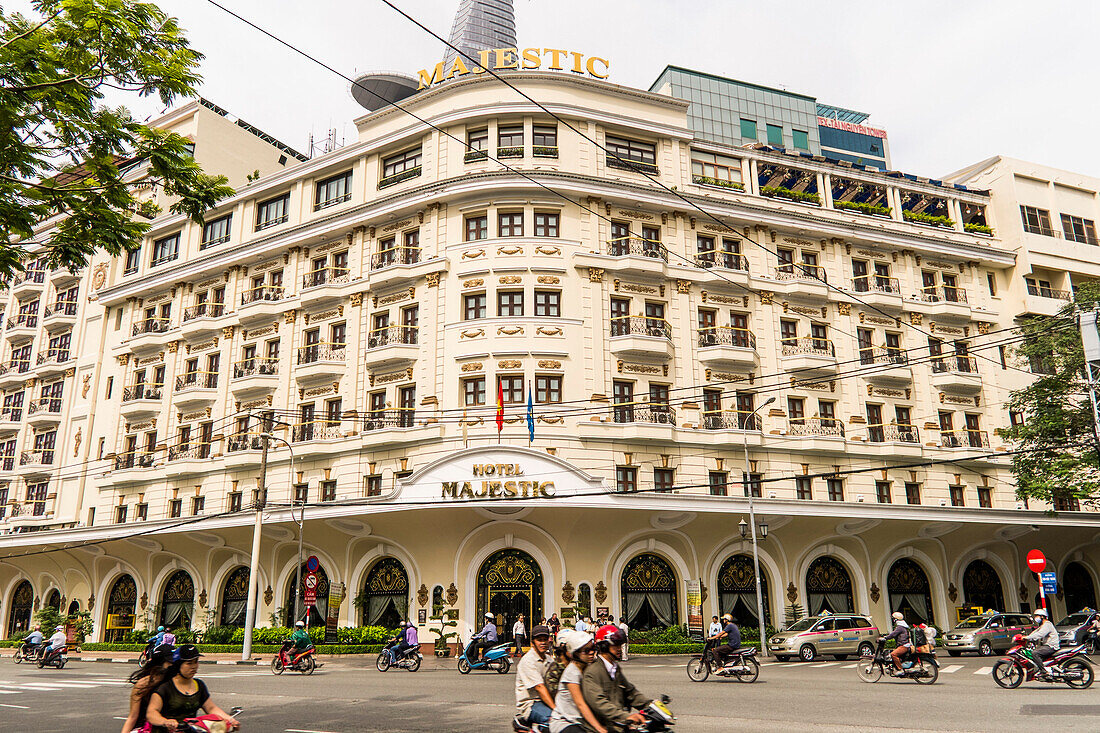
0, 702, 29, 709
645, 664, 665, 668
974, 666, 993, 674
942, 665, 964, 674
810, 662, 838, 667
285, 729, 343, 733
841, 663, 859, 668
14, 682, 93, 689
0, 690, 23, 694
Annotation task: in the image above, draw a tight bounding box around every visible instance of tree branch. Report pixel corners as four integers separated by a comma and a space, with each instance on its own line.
0, 10, 62, 50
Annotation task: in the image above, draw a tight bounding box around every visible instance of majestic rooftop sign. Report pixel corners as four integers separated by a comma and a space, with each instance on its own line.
417, 48, 610, 90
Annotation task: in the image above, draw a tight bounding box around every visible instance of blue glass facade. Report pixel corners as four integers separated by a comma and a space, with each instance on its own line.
819, 127, 888, 170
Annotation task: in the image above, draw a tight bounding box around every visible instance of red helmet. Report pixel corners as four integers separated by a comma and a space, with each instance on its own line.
595, 624, 627, 648
1012, 633, 1024, 644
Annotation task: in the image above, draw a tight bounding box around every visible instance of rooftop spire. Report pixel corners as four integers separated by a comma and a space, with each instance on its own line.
442, 0, 518, 69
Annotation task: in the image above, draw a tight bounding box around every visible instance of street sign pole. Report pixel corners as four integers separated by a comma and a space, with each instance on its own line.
1026, 550, 1049, 613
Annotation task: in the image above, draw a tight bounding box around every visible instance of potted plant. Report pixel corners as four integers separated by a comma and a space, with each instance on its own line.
430, 613, 458, 657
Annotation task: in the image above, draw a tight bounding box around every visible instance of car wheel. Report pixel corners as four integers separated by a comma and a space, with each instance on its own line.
857, 643, 874, 658
978, 640, 994, 657
799, 644, 817, 662
775, 655, 789, 662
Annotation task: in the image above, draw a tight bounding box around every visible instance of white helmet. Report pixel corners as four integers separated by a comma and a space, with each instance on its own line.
485, 612, 494, 620
563, 630, 594, 656
295, 620, 305, 627
55, 625, 64, 631
1034, 608, 1048, 618
892, 612, 905, 621
721, 613, 733, 622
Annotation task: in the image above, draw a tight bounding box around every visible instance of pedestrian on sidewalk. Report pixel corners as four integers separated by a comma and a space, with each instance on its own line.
513, 614, 527, 657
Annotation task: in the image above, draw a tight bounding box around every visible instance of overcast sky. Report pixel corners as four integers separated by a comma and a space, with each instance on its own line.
18, 0, 1100, 178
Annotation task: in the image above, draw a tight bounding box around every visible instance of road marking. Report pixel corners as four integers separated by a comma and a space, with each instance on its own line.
0, 703, 29, 709
974, 666, 993, 674
810, 662, 838, 667
645, 664, 665, 668
841, 663, 859, 668
285, 729, 344, 733
942, 665, 963, 674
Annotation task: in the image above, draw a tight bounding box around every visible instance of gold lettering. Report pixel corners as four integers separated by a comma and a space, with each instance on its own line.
539, 481, 556, 497
484, 464, 495, 476
472, 465, 482, 477
496, 463, 507, 476
521, 47, 541, 69
470, 49, 492, 74
442, 481, 459, 498
476, 481, 488, 497
459, 482, 474, 498
546, 49, 567, 70
417, 63, 445, 90
586, 56, 610, 79
513, 464, 523, 476
444, 57, 469, 81
570, 51, 585, 74
504, 481, 518, 497
489, 481, 502, 496
494, 48, 519, 70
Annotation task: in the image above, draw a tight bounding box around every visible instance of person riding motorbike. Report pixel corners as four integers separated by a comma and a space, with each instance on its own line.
548, 631, 604, 733
581, 625, 653, 731
708, 613, 742, 665
22, 625, 44, 653
288, 620, 313, 663
42, 625, 67, 664
515, 625, 555, 727
469, 612, 498, 663
1025, 608, 1060, 679
121, 643, 176, 733
389, 620, 418, 664
150, 626, 166, 647
885, 612, 911, 671
145, 644, 239, 732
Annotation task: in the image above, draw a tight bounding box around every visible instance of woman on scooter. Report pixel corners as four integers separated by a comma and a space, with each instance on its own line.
120, 643, 175, 733
548, 631, 606, 733
145, 645, 240, 732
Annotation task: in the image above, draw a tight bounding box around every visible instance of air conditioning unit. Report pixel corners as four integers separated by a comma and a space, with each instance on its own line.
1015, 502, 1025, 510
768, 491, 777, 499
857, 494, 865, 502
939, 498, 948, 507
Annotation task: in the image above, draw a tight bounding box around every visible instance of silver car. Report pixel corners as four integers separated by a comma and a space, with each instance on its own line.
942, 612, 1034, 656
769, 614, 879, 662
1056, 612, 1098, 652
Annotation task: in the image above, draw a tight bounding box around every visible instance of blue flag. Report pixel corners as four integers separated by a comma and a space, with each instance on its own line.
526, 381, 535, 442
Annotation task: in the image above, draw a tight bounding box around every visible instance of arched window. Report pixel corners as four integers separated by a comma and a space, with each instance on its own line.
1063, 562, 1097, 613
106, 574, 138, 643
621, 554, 678, 630
285, 562, 329, 627
577, 582, 592, 619
806, 557, 854, 615
159, 570, 195, 629
718, 554, 771, 628
359, 558, 409, 627
477, 549, 543, 642
45, 589, 61, 612
431, 585, 445, 617
220, 567, 250, 627
963, 560, 1004, 612
887, 558, 934, 625
6, 580, 33, 637
66, 599, 80, 616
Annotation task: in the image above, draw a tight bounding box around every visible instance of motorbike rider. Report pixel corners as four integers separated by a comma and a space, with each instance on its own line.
885, 612, 911, 671
288, 620, 313, 663
469, 611, 498, 663
150, 626, 166, 647
145, 644, 239, 732
42, 625, 67, 663
708, 613, 742, 666
121, 642, 176, 733
22, 625, 44, 653
515, 625, 555, 727
1025, 608, 1060, 679
581, 624, 652, 731
389, 620, 418, 664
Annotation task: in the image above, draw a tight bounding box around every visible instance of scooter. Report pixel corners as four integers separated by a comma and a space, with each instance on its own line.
178, 705, 243, 733
513, 697, 675, 733
271, 640, 316, 675
376, 638, 423, 672
457, 638, 512, 674
992, 634, 1094, 689
37, 645, 67, 669
13, 642, 44, 664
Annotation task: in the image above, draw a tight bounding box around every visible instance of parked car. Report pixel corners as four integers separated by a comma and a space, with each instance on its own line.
1056, 611, 1098, 652
769, 613, 879, 662
942, 612, 1035, 656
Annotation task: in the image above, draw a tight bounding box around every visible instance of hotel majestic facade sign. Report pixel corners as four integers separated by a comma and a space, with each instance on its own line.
441, 462, 556, 499
417, 48, 611, 90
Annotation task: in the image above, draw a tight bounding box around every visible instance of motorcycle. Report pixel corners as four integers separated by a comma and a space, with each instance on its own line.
376, 637, 423, 672
857, 639, 938, 684
686, 638, 759, 683
138, 637, 158, 666
456, 638, 512, 674
271, 640, 316, 675
177, 705, 244, 733
37, 645, 68, 670
513, 696, 675, 733
992, 634, 1094, 689
13, 642, 44, 664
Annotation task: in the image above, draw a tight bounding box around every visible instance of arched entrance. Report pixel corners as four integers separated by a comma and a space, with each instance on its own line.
887, 558, 934, 625
105, 575, 137, 643
45, 589, 61, 612
285, 562, 329, 627
477, 549, 543, 642
67, 599, 80, 616
718, 554, 770, 628
963, 560, 1005, 611
806, 557, 854, 615
1063, 562, 1097, 613
621, 554, 679, 630
359, 558, 409, 627
158, 570, 195, 630
6, 580, 33, 637
219, 567, 250, 626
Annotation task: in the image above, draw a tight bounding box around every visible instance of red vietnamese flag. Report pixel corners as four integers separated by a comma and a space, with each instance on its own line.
496, 379, 505, 433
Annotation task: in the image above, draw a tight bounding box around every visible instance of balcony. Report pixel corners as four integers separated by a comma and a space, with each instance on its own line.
34, 348, 72, 376
114, 451, 155, 471
41, 300, 78, 326
230, 358, 279, 397
1022, 284, 1071, 317
0, 360, 31, 387
6, 313, 38, 340
18, 450, 54, 475
300, 267, 353, 307
702, 410, 760, 431
296, 342, 346, 382
360, 410, 442, 449
850, 276, 904, 310
291, 420, 344, 443
780, 337, 837, 376
49, 266, 80, 286
239, 286, 288, 323
4, 498, 55, 529
367, 248, 446, 290
180, 302, 230, 338
371, 246, 420, 271
910, 286, 971, 321
697, 327, 758, 369
694, 251, 748, 273
120, 383, 164, 418
130, 317, 171, 352
780, 417, 846, 453
364, 325, 419, 368
600, 236, 668, 276
26, 397, 62, 426
0, 409, 21, 434
173, 371, 219, 408
940, 430, 990, 450
769, 264, 830, 301
930, 356, 982, 394
165, 443, 213, 477
576, 401, 676, 442
224, 433, 267, 468
606, 155, 658, 176
867, 424, 921, 444
609, 316, 673, 359
859, 348, 912, 385
11, 269, 45, 296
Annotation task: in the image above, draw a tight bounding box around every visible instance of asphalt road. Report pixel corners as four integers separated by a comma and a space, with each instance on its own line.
2, 654, 1099, 732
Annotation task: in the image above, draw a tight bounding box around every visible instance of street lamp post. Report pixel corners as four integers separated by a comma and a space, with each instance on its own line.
741, 395, 776, 657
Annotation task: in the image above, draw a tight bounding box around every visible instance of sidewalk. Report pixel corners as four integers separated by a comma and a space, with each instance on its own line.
0, 648, 264, 665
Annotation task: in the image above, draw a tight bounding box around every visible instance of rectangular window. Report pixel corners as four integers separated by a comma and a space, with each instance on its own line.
321, 480, 336, 502
293, 483, 309, 505
534, 290, 560, 317
905, 483, 921, 505
796, 476, 812, 500
498, 375, 523, 404
827, 478, 844, 502
1061, 213, 1098, 245
115, 505, 127, 524
766, 123, 783, 146
191, 496, 205, 515
653, 468, 675, 493
605, 135, 657, 172
1020, 205, 1053, 236
465, 214, 488, 241
535, 375, 562, 403
739, 118, 758, 141
498, 125, 524, 148
467, 128, 488, 152
876, 481, 892, 504
315, 170, 353, 210
741, 472, 762, 498
616, 466, 638, 493
498, 212, 523, 237
228, 492, 242, 512
690, 151, 743, 186
950, 485, 965, 507
987, 273, 997, 296
168, 498, 182, 518
463, 376, 486, 406
135, 503, 148, 521
151, 233, 180, 266
792, 129, 809, 150
978, 487, 992, 508
463, 293, 487, 320
497, 290, 524, 317
365, 475, 382, 497
200, 214, 232, 249
124, 248, 141, 274
708, 471, 728, 496
382, 147, 422, 179
255, 193, 290, 231
534, 212, 559, 237
533, 124, 557, 148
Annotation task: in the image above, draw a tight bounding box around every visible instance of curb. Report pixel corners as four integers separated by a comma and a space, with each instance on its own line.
33, 657, 264, 665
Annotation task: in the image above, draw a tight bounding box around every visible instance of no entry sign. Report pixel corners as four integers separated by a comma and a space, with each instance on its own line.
1026, 549, 1047, 574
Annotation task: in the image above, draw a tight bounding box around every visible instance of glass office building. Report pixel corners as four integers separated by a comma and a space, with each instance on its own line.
442, 0, 518, 69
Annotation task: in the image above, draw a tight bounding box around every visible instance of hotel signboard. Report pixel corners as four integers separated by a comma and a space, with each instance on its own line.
418, 48, 610, 90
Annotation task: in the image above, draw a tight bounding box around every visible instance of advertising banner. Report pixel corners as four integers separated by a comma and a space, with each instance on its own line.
686, 580, 703, 635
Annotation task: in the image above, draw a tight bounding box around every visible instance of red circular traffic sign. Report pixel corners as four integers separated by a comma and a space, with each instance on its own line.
1026, 549, 1047, 573
304, 573, 318, 590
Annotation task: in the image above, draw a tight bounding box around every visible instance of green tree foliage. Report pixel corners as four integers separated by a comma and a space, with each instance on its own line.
0, 0, 232, 276
1003, 282, 1100, 508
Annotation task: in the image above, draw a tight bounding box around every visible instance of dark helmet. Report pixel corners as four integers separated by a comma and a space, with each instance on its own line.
595, 624, 627, 649
151, 643, 175, 664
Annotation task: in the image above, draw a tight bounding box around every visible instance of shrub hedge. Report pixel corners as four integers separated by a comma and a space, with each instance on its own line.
79, 642, 385, 655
